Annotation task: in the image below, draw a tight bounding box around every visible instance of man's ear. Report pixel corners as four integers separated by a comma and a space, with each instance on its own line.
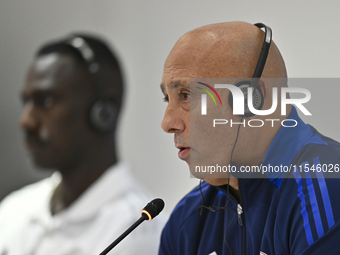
258, 78, 267, 99
248, 78, 267, 120
257, 78, 279, 114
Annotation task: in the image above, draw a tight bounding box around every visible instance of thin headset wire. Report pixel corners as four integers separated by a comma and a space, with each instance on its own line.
196, 116, 243, 255
224, 116, 244, 254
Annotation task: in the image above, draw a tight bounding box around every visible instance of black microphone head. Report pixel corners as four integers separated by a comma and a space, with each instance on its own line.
141, 198, 165, 221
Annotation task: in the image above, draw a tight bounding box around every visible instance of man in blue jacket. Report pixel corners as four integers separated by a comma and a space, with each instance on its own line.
159, 21, 340, 254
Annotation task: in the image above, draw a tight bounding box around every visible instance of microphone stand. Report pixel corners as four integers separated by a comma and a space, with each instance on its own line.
99, 215, 147, 255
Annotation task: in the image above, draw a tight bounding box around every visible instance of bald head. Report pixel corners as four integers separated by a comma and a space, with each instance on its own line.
163, 21, 286, 80
161, 22, 290, 186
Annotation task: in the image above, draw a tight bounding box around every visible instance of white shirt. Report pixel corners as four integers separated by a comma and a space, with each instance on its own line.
0, 162, 167, 255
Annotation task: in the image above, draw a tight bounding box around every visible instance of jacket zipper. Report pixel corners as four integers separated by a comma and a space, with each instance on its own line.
238, 186, 246, 255
238, 203, 246, 255
237, 204, 243, 226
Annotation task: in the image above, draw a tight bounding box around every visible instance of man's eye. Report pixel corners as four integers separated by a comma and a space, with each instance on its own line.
181, 92, 190, 101
163, 95, 169, 103
36, 96, 53, 109
21, 95, 28, 106
43, 97, 53, 108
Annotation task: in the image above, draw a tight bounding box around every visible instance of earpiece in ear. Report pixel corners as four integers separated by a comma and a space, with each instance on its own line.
228, 81, 264, 117
89, 100, 118, 133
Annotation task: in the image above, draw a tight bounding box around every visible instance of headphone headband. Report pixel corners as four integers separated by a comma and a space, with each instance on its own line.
228, 23, 272, 117
64, 35, 118, 133
251, 23, 272, 86
65, 36, 106, 99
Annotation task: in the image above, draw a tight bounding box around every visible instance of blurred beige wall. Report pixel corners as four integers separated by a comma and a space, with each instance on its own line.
1, 0, 340, 213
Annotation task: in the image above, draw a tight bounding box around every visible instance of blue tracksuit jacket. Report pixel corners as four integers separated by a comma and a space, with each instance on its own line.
159, 107, 340, 255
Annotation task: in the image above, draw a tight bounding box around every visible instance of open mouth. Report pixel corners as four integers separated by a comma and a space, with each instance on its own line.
177, 147, 190, 159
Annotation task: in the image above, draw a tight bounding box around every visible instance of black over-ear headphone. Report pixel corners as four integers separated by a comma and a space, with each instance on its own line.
66, 36, 118, 133
228, 23, 272, 117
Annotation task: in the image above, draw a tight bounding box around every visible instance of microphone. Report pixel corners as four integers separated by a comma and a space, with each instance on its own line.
99, 198, 165, 255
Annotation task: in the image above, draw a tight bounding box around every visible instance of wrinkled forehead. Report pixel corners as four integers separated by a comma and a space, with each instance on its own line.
160, 79, 190, 95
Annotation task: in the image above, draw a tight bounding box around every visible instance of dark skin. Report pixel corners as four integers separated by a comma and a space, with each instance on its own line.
20, 53, 118, 215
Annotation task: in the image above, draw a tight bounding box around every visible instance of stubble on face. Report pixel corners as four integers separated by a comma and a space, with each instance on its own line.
161, 22, 268, 185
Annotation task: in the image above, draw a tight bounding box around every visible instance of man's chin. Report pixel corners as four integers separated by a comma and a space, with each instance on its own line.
30, 156, 57, 171
202, 178, 230, 186
188, 165, 230, 183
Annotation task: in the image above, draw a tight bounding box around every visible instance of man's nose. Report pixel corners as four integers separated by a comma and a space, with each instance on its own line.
19, 102, 39, 131
161, 105, 185, 134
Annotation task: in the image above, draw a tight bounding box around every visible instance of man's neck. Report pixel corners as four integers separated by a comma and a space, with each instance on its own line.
50, 154, 117, 215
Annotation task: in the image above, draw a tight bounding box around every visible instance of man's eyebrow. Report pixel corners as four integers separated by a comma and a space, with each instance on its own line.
160, 83, 166, 94
160, 80, 189, 94
21, 88, 55, 101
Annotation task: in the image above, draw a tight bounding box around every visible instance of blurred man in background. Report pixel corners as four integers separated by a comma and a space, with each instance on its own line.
0, 33, 166, 255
